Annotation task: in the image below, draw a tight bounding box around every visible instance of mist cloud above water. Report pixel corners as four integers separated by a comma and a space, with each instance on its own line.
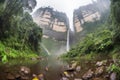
32, 0, 96, 30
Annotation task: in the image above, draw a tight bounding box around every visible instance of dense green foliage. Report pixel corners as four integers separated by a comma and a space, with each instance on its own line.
0, 0, 42, 62
62, 0, 120, 59
111, 0, 120, 44
62, 28, 113, 59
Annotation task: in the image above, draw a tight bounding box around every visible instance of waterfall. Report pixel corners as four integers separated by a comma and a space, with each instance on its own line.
40, 43, 51, 55
66, 29, 70, 51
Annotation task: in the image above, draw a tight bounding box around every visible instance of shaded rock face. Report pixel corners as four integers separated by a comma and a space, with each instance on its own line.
73, 0, 110, 33
33, 7, 69, 41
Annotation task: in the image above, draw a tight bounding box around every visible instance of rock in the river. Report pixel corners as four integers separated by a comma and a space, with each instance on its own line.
95, 66, 104, 76
96, 61, 103, 67
38, 73, 44, 80
7, 73, 15, 80
96, 60, 107, 67
20, 66, 31, 74
82, 69, 94, 80
72, 62, 77, 69
60, 77, 69, 80
110, 72, 116, 80
64, 71, 71, 77
76, 66, 81, 72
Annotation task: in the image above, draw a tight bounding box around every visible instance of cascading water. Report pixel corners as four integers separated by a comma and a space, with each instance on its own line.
66, 8, 74, 51
66, 29, 70, 51
40, 43, 51, 55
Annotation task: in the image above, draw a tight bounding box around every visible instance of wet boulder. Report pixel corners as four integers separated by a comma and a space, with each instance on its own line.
20, 66, 31, 74
95, 66, 104, 76
82, 69, 94, 80
64, 71, 71, 77
60, 77, 69, 80
38, 73, 44, 80
71, 62, 77, 69
110, 72, 116, 80
96, 61, 103, 67
64, 64, 76, 72
76, 66, 81, 72
96, 60, 107, 67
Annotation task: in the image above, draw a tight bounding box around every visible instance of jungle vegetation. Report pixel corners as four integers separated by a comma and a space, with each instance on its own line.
0, 0, 42, 62
62, 0, 120, 60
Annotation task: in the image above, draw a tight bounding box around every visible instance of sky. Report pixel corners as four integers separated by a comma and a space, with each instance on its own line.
32, 0, 95, 31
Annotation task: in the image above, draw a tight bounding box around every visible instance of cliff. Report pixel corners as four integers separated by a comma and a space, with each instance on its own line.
32, 7, 69, 41
73, 0, 110, 33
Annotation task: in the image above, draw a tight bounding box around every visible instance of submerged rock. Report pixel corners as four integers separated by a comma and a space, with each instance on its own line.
82, 69, 94, 80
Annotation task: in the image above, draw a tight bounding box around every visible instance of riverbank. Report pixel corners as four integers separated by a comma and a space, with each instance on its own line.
0, 54, 119, 80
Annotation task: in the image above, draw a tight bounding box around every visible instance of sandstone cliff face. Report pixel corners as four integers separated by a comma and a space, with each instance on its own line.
32, 7, 69, 41
73, 0, 110, 33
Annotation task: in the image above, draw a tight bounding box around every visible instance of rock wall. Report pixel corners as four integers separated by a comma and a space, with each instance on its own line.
73, 0, 110, 33
32, 7, 69, 41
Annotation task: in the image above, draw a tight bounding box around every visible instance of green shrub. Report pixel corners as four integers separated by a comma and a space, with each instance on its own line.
107, 64, 120, 73
62, 28, 114, 59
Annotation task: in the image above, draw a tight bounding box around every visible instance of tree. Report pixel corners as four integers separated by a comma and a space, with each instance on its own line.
111, 0, 120, 43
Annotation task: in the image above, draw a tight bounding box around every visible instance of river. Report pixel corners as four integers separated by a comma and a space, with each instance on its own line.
0, 54, 113, 80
